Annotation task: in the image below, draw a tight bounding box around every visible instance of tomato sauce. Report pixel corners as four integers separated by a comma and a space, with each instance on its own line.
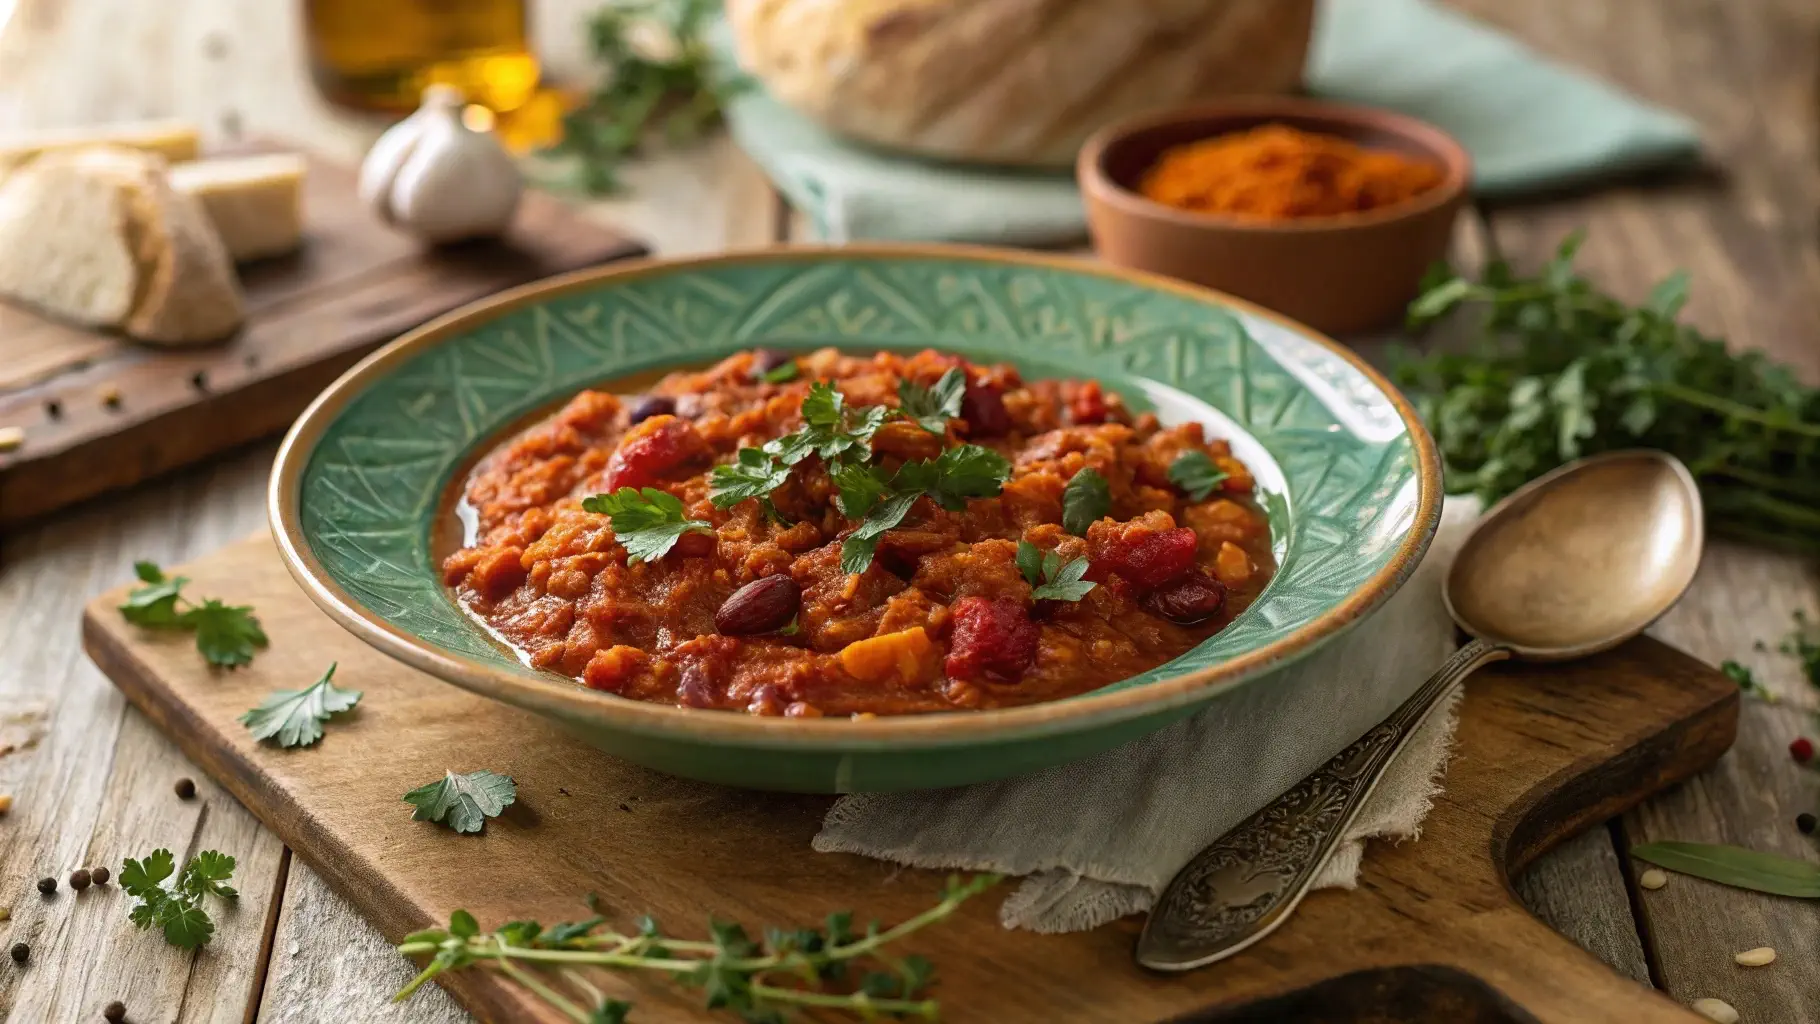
442, 348, 1275, 717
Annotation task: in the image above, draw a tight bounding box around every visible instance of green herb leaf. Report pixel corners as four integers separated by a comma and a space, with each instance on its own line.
1017, 540, 1096, 602
582, 487, 713, 563
120, 563, 188, 627
898, 368, 966, 435
1721, 659, 1774, 701
1779, 610, 1820, 688
838, 446, 1013, 574
759, 361, 799, 384
709, 448, 793, 510
924, 444, 1012, 510
830, 461, 888, 520
122, 848, 235, 948
185, 599, 268, 668
589, 1001, 633, 1024
840, 492, 921, 575
1631, 841, 1820, 898
1061, 467, 1111, 535
1168, 451, 1229, 501
403, 770, 518, 834
119, 563, 267, 667
240, 663, 362, 748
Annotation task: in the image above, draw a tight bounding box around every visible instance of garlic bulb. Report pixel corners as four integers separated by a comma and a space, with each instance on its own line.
358, 85, 522, 243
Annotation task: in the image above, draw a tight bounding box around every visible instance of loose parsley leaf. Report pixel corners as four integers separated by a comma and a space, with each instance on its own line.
120, 562, 188, 627
708, 448, 793, 510
924, 444, 1013, 510
119, 563, 267, 666
187, 599, 269, 668
582, 487, 713, 563
1721, 660, 1774, 701
839, 492, 921, 575
1779, 610, 1820, 689
240, 663, 363, 748
403, 770, 517, 834
799, 381, 844, 430
1169, 451, 1229, 501
759, 361, 799, 385
1061, 468, 1111, 535
122, 848, 236, 949
1017, 540, 1097, 602
898, 368, 966, 435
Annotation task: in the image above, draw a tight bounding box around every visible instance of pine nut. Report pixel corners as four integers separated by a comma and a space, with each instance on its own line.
1734, 946, 1776, 967
1693, 998, 1739, 1023
1638, 868, 1668, 889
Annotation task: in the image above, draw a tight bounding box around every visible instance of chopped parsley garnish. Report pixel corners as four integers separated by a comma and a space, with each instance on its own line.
581, 487, 713, 563
403, 770, 517, 834
1016, 540, 1096, 602
830, 461, 889, 519
122, 848, 238, 949
240, 663, 362, 748
709, 448, 793, 508
1060, 468, 1111, 535
1169, 450, 1229, 501
898, 367, 966, 435
839, 445, 1013, 574
119, 562, 268, 668
712, 382, 897, 518
1721, 660, 1775, 702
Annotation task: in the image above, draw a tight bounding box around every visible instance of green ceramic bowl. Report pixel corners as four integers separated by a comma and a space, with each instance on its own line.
270, 246, 1440, 793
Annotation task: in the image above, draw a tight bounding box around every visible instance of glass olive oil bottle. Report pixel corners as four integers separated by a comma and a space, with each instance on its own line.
305, 0, 541, 114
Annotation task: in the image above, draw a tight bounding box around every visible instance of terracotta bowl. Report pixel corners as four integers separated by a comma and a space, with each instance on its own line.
1077, 97, 1471, 335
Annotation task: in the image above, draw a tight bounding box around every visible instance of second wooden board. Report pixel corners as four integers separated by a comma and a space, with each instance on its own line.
0, 145, 644, 527
83, 534, 1736, 1023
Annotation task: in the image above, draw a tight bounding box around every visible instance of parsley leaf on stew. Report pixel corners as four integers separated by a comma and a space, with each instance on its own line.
830, 461, 889, 520
1016, 540, 1097, 602
1061, 467, 1111, 535
119, 563, 268, 667
189, 600, 269, 668
404, 770, 518, 834
839, 445, 1014, 574
709, 448, 792, 509
581, 487, 713, 563
1169, 451, 1229, 501
898, 367, 966, 435
760, 361, 799, 384
122, 848, 237, 949
240, 662, 362, 748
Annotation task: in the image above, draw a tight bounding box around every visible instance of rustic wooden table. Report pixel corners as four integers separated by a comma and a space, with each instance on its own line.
2, 1, 1816, 1021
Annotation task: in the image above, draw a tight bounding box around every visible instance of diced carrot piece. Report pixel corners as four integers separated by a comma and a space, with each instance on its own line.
1214, 541, 1254, 588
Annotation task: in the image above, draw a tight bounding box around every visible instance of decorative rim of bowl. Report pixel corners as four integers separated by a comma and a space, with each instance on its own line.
1077, 95, 1474, 234
269, 243, 1442, 751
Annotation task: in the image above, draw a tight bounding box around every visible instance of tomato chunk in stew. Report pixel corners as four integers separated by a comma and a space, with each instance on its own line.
442, 348, 1274, 717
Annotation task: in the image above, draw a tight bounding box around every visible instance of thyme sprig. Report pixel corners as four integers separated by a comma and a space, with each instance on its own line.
1395, 232, 1820, 554
394, 874, 1000, 1022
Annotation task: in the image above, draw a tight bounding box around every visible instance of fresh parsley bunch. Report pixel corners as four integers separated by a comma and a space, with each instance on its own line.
119, 562, 268, 667
121, 848, 238, 949
546, 0, 752, 194
395, 875, 999, 1022
1396, 233, 1820, 554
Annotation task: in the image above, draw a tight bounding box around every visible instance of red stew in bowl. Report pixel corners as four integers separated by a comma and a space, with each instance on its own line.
441, 348, 1274, 717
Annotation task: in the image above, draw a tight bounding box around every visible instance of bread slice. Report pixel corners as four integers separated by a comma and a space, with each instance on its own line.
0, 151, 140, 329
0, 147, 243, 346
168, 153, 306, 261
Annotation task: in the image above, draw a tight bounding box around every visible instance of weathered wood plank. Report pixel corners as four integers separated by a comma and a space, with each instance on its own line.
1449, 0, 1820, 1018
0, 446, 283, 1023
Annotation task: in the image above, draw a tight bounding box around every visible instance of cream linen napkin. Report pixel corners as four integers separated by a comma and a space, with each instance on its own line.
815, 500, 1477, 932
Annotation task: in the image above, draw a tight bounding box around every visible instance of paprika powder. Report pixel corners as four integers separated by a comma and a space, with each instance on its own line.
1139, 123, 1445, 220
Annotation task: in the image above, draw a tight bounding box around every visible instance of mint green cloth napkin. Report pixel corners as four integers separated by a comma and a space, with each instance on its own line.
722, 0, 1701, 243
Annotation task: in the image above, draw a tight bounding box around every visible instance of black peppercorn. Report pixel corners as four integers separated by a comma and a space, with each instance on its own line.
174, 777, 196, 800
36, 877, 56, 896
1799, 812, 1817, 835
90, 865, 110, 885
9, 942, 27, 964
69, 869, 91, 892
103, 1001, 126, 1023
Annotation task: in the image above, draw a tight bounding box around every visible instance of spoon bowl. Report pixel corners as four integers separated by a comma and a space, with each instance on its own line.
1445, 450, 1705, 660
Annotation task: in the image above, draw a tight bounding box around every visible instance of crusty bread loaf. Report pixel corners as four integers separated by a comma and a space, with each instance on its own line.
728, 0, 1316, 168
0, 147, 243, 346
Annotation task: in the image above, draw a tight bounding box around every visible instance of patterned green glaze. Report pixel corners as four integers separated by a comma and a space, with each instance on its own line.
281, 251, 1437, 792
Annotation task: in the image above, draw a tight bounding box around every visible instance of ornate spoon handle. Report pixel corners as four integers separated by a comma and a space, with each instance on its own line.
1136, 637, 1510, 971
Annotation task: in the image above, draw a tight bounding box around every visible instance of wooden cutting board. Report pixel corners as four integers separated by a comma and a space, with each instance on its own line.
82, 534, 1737, 1024
0, 146, 644, 528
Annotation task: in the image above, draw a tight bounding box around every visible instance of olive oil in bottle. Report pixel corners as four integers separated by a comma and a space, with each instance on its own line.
304, 0, 541, 114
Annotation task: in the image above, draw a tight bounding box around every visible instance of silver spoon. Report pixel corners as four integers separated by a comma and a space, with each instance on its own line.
1136, 449, 1704, 971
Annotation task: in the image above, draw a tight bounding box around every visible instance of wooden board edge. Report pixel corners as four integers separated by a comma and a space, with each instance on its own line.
78, 595, 542, 1023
